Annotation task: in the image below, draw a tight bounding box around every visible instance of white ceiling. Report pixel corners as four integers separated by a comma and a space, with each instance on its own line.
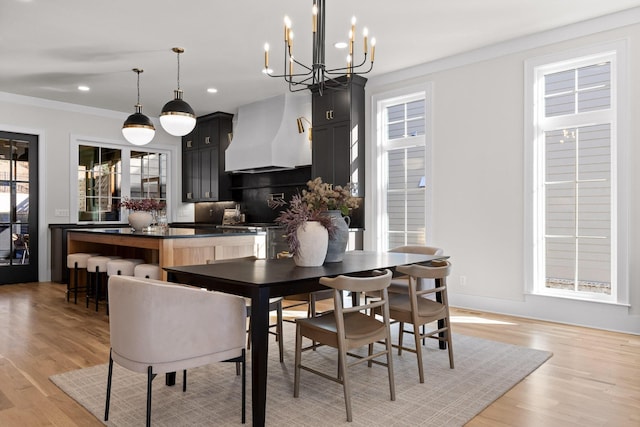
2, 0, 640, 117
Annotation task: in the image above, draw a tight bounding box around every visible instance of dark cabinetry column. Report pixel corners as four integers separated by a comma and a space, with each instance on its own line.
181, 112, 233, 202
311, 75, 366, 196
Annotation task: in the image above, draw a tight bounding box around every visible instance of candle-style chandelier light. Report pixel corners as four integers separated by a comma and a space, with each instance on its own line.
263, 0, 376, 95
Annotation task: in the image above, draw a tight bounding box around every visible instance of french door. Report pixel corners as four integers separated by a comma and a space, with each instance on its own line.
0, 131, 38, 284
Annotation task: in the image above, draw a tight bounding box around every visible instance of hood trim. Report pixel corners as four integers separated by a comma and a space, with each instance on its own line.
225, 93, 311, 173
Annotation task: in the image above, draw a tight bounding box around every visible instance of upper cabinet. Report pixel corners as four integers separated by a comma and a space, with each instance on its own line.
311, 75, 366, 196
181, 112, 233, 202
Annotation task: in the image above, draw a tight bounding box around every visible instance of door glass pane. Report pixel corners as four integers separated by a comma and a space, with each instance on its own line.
0, 133, 35, 274
0, 179, 10, 265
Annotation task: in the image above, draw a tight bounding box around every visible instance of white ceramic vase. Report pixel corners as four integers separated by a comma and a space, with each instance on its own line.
293, 221, 328, 267
128, 211, 153, 232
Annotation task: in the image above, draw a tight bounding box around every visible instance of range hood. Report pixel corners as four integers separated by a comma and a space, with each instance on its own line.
226, 93, 311, 173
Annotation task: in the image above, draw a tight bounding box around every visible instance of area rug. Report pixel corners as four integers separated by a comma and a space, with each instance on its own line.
50, 322, 552, 426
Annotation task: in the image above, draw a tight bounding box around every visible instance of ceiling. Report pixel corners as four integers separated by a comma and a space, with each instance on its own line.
2, 0, 640, 118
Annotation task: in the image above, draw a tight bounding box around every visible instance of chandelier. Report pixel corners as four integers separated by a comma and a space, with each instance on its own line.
263, 0, 375, 94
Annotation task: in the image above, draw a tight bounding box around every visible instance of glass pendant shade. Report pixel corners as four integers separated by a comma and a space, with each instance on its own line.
160, 89, 196, 136
122, 104, 156, 146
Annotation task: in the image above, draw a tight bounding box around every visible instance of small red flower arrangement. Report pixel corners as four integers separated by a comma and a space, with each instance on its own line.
118, 197, 166, 212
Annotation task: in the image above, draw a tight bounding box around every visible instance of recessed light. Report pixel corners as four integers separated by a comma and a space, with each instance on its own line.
334, 42, 348, 49
78, 85, 90, 92
207, 88, 218, 94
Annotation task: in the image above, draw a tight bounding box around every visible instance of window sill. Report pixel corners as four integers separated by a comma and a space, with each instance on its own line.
525, 291, 630, 308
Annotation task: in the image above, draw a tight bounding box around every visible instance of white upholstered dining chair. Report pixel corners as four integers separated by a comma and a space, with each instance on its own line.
104, 275, 247, 426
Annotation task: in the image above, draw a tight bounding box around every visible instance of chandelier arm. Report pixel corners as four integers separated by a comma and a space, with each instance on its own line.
326, 59, 373, 75
266, 69, 315, 79
291, 57, 314, 72
325, 54, 367, 74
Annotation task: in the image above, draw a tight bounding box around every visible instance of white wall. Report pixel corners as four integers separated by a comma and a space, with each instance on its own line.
0, 94, 192, 282
365, 13, 640, 334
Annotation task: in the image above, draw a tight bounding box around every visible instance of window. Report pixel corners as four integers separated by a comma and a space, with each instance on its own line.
75, 142, 169, 223
376, 90, 430, 251
526, 43, 628, 304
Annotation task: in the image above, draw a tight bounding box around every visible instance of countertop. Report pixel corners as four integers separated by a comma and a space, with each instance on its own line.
66, 227, 263, 239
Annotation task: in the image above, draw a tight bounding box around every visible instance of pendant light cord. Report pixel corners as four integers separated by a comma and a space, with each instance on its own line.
176, 51, 181, 91
136, 70, 141, 105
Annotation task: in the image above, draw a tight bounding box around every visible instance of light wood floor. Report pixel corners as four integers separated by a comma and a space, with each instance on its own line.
0, 282, 638, 426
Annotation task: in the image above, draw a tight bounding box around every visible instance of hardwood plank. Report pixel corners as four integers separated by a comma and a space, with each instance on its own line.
0, 282, 638, 426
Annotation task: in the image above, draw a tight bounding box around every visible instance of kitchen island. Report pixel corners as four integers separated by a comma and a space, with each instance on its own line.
66, 227, 264, 280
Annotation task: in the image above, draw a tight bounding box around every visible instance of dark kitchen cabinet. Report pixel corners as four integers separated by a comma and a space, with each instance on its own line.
181, 112, 233, 202
311, 75, 366, 196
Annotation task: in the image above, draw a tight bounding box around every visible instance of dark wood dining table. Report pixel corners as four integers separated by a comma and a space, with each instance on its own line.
164, 250, 446, 426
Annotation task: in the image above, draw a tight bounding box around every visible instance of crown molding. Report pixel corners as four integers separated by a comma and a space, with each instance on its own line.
370, 6, 640, 88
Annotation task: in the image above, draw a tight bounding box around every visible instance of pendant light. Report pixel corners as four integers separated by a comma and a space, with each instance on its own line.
160, 47, 196, 136
122, 68, 155, 146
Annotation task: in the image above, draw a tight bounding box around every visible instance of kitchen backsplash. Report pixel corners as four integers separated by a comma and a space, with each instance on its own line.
193, 166, 364, 228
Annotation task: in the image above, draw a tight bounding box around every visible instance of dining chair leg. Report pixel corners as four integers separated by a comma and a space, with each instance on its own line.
241, 349, 246, 424
446, 318, 455, 369
398, 322, 405, 355
182, 369, 187, 392
276, 301, 284, 363
293, 323, 302, 397
146, 366, 153, 427
414, 324, 425, 383
385, 333, 396, 401
104, 350, 113, 421
339, 345, 353, 422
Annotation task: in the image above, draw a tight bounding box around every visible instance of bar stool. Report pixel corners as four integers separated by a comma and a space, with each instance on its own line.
107, 258, 144, 277
86, 255, 121, 311
105, 258, 144, 315
134, 263, 162, 280
66, 253, 99, 304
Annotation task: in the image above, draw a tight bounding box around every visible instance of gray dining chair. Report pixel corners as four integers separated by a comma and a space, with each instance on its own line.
388, 245, 444, 294
294, 270, 395, 422
388, 261, 454, 383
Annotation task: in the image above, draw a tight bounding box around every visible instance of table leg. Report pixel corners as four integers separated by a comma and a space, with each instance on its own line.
251, 287, 270, 426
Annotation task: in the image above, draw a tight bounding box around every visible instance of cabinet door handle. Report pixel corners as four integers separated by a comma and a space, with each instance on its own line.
205, 191, 211, 198
329, 110, 335, 120
186, 140, 193, 148
187, 192, 193, 199
204, 136, 211, 145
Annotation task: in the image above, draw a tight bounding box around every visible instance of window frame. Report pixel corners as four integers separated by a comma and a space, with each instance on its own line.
371, 84, 433, 252
524, 40, 629, 305
70, 136, 172, 224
